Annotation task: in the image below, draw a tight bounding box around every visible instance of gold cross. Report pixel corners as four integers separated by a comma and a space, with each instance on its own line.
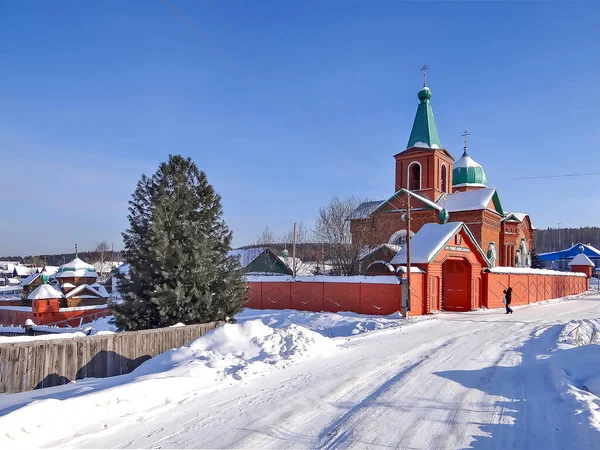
421, 64, 429, 86
461, 130, 470, 150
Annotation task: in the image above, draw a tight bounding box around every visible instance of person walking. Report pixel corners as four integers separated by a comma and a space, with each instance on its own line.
503, 287, 513, 314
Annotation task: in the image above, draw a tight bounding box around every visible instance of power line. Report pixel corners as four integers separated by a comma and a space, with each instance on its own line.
496, 171, 600, 181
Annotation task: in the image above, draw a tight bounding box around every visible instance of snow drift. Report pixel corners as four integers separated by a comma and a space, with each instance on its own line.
236, 308, 429, 338
552, 319, 600, 436
133, 320, 336, 380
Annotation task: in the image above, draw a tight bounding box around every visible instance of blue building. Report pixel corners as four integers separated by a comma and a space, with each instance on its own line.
538, 243, 600, 271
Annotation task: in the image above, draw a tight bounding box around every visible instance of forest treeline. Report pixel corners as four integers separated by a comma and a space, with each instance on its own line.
534, 227, 600, 253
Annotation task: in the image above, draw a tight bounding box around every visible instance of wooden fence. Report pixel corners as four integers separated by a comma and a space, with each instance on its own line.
0, 322, 220, 395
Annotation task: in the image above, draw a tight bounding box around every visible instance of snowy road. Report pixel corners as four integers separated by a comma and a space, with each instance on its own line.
4, 295, 600, 449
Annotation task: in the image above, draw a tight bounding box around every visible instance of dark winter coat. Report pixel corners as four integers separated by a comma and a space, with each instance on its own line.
503, 287, 513, 304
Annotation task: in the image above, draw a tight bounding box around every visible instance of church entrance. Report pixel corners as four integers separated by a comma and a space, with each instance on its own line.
442, 259, 470, 311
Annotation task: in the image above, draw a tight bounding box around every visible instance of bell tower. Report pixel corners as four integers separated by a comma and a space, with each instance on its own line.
394, 68, 454, 201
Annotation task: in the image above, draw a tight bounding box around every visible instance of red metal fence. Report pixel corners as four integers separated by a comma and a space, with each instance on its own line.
482, 272, 587, 309
247, 276, 423, 316
247, 273, 424, 317
247, 271, 588, 316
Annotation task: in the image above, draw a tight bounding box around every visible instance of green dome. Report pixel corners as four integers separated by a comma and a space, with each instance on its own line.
452, 149, 488, 188
439, 208, 449, 224
418, 86, 432, 102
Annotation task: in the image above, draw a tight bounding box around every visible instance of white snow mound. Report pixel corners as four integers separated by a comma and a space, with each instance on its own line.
235, 308, 420, 338
133, 320, 336, 381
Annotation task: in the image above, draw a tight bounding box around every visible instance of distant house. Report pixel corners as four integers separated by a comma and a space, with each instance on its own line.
538, 243, 600, 271
228, 248, 292, 275
359, 244, 402, 275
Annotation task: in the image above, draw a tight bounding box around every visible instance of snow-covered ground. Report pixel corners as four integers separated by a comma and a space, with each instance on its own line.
2, 294, 600, 449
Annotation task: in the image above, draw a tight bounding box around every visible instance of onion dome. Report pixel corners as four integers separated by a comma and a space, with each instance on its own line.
57, 256, 98, 278
439, 208, 449, 224
452, 148, 488, 188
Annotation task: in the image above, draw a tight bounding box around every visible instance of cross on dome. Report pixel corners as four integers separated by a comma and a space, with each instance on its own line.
421, 64, 429, 86
461, 130, 471, 152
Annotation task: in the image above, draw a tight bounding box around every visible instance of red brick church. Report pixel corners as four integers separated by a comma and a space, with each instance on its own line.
351, 72, 534, 271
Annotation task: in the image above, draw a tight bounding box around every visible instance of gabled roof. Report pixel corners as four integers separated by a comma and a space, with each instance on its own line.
539, 243, 600, 262
228, 247, 267, 268
568, 253, 595, 267
437, 188, 503, 216
391, 222, 489, 266
28, 284, 64, 300
65, 284, 108, 299
350, 201, 384, 220
360, 244, 402, 261
502, 212, 528, 223
21, 272, 41, 286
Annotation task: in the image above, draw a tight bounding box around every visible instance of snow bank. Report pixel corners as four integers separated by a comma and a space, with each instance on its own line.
551, 319, 600, 435
133, 320, 335, 380
235, 308, 431, 338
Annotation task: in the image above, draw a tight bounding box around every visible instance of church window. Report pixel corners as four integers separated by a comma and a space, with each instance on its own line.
408, 162, 422, 190
389, 229, 415, 246
440, 164, 448, 192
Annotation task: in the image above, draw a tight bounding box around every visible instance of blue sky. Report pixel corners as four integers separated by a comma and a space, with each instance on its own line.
1, 1, 599, 256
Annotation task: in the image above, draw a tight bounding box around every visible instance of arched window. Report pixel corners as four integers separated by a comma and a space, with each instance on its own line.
407, 162, 422, 191
440, 164, 448, 192
389, 229, 415, 246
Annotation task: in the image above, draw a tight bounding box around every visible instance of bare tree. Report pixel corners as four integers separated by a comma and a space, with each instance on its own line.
314, 196, 378, 276
93, 241, 113, 277
254, 227, 277, 246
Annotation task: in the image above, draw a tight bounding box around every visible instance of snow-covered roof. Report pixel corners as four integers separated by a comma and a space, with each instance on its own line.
61, 282, 76, 288
228, 248, 266, 268
57, 257, 98, 278
568, 253, 595, 267
92, 261, 122, 274
65, 284, 109, 299
279, 256, 302, 267
360, 244, 402, 260
118, 263, 130, 275
11, 265, 37, 277
395, 266, 426, 274
437, 188, 500, 214
27, 284, 64, 300
21, 273, 40, 286
90, 283, 110, 297
391, 222, 463, 264
453, 152, 482, 170
502, 212, 529, 223
351, 201, 384, 220
60, 257, 95, 271
365, 261, 395, 273
538, 243, 600, 261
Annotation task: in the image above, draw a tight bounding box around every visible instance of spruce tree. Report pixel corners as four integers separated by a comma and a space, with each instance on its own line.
111, 155, 247, 331
530, 249, 545, 269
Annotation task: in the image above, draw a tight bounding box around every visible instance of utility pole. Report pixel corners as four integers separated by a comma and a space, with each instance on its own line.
558, 223, 562, 251
406, 193, 412, 317
292, 222, 297, 279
